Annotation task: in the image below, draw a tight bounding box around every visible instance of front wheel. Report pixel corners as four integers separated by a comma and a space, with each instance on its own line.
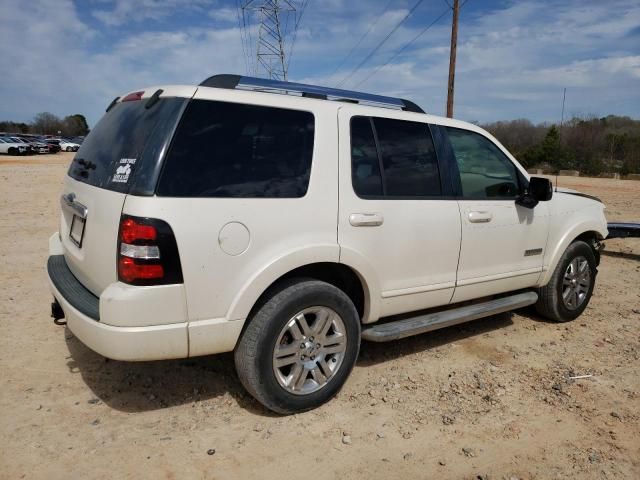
234, 279, 360, 414
536, 240, 597, 322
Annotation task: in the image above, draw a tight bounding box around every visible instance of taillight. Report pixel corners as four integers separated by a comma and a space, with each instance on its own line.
117, 215, 183, 286
120, 218, 157, 244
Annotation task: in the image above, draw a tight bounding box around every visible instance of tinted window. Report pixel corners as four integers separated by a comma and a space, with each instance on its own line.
351, 117, 383, 196
376, 117, 440, 196
157, 100, 314, 198
350, 116, 441, 198
68, 97, 186, 193
446, 127, 520, 199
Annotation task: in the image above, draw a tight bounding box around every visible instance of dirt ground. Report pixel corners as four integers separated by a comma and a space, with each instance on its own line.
1, 153, 638, 479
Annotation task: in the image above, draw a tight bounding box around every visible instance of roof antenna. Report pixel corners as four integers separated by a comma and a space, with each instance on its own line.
556, 87, 566, 193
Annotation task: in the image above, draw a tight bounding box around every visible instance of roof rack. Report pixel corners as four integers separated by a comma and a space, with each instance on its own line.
199, 74, 425, 114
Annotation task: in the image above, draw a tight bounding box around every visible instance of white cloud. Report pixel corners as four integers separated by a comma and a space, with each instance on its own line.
299, 0, 640, 122
92, 0, 215, 27
209, 7, 238, 23
0, 0, 244, 125
0, 0, 638, 126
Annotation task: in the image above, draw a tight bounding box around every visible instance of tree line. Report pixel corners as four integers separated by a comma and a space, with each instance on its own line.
2, 111, 638, 175
0, 112, 90, 137
482, 115, 640, 176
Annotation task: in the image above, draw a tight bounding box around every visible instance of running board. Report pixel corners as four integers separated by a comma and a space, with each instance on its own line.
361, 291, 538, 342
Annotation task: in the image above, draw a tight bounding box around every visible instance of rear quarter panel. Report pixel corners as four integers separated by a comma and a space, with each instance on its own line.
123, 89, 341, 323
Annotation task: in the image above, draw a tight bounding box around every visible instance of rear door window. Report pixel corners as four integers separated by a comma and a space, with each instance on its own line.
350, 116, 442, 198
157, 100, 315, 198
351, 117, 383, 196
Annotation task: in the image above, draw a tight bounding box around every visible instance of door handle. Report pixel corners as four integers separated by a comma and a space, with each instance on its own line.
349, 213, 384, 227
468, 211, 492, 223
60, 193, 88, 219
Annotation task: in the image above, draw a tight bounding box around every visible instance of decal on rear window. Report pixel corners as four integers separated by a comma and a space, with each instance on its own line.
112, 158, 136, 183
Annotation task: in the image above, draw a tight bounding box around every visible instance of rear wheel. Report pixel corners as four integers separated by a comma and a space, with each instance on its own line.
8, 147, 17, 155
234, 279, 360, 414
536, 240, 597, 322
66, 146, 72, 152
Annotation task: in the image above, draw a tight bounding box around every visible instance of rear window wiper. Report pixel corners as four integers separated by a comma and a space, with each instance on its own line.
106, 97, 119, 112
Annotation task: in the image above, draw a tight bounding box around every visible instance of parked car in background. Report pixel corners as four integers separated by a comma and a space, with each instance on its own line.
41, 138, 61, 153
70, 136, 85, 145
7, 137, 38, 155
22, 137, 51, 154
0, 137, 28, 155
59, 140, 80, 152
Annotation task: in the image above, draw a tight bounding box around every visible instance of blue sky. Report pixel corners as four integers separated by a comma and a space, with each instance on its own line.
1, 0, 639, 127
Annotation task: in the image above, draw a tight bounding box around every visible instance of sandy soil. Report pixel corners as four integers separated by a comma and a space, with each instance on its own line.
1, 153, 638, 479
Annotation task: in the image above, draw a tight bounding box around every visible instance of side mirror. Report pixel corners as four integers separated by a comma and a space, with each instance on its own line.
529, 176, 553, 201
516, 176, 553, 209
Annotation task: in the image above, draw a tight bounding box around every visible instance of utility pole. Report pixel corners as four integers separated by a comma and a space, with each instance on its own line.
446, 0, 459, 118
559, 87, 566, 139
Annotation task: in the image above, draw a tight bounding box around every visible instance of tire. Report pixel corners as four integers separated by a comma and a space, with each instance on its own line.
8, 147, 16, 156
536, 240, 597, 322
66, 147, 72, 152
234, 278, 361, 414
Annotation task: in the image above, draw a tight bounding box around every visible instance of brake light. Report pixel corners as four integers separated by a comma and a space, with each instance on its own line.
117, 215, 183, 286
122, 91, 144, 102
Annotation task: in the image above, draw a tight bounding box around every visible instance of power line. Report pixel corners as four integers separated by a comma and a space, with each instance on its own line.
329, 0, 395, 79
286, 0, 311, 73
354, 6, 450, 88
239, 2, 256, 74
236, 0, 251, 74
335, 0, 426, 88
354, 0, 470, 90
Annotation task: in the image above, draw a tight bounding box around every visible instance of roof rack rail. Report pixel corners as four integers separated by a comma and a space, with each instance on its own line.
199, 74, 425, 114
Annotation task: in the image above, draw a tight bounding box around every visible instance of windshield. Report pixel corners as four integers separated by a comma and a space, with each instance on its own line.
68, 96, 186, 194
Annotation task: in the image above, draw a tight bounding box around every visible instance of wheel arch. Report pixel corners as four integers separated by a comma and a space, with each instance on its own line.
226, 248, 376, 326
540, 222, 606, 286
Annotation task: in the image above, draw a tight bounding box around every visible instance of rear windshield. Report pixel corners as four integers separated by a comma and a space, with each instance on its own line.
68, 97, 186, 193
156, 100, 315, 198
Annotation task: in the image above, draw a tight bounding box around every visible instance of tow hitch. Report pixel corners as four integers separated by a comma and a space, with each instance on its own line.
51, 299, 66, 325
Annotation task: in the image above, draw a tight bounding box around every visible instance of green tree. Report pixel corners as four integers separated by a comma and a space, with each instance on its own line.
63, 114, 90, 136
32, 112, 63, 135
522, 125, 574, 171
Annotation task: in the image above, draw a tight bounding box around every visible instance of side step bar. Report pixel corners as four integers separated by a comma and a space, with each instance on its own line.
361, 291, 538, 342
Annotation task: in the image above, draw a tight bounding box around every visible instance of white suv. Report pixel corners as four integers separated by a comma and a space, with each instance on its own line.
47, 75, 608, 413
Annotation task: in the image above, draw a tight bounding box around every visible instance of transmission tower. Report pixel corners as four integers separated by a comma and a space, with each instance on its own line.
240, 1, 303, 81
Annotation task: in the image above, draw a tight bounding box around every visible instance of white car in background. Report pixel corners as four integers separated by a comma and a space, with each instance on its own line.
59, 140, 80, 152
5, 137, 42, 155
0, 137, 27, 155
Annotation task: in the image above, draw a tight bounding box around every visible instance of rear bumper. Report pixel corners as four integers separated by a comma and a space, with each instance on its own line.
47, 254, 189, 361
47, 233, 243, 361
